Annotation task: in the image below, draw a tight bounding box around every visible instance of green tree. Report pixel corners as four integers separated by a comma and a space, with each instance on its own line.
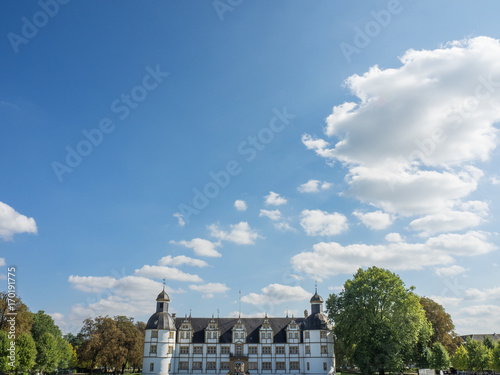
483, 336, 495, 350
452, 345, 468, 371
326, 267, 430, 375
0, 330, 17, 372
491, 341, 500, 372
419, 346, 433, 369
31, 310, 62, 341
420, 297, 460, 354
114, 316, 144, 373
0, 291, 33, 335
466, 339, 491, 372
57, 336, 74, 370
15, 332, 37, 372
430, 342, 451, 370
35, 332, 60, 374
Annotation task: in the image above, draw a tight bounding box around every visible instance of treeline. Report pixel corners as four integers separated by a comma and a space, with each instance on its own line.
327, 267, 500, 375
0, 292, 145, 374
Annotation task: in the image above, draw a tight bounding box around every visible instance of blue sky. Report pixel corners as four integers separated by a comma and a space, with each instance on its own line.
1, 0, 500, 334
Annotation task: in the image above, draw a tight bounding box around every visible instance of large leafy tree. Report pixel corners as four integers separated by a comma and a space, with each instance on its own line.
114, 316, 144, 373
31, 310, 65, 373
326, 267, 431, 375
466, 339, 491, 372
430, 342, 451, 370
15, 332, 37, 372
420, 297, 460, 354
452, 345, 468, 371
0, 291, 33, 335
491, 341, 500, 372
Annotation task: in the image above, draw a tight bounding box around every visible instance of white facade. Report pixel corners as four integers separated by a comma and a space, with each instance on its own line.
143, 290, 335, 375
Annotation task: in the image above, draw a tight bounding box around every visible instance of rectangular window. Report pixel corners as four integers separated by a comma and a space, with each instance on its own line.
149, 363, 154, 372
305, 331, 310, 339
261, 332, 266, 340
207, 362, 216, 370
180, 346, 189, 354
290, 362, 300, 370
276, 346, 285, 354
321, 331, 327, 338
305, 346, 310, 354
276, 362, 285, 370
262, 346, 271, 354
294, 332, 298, 339
321, 345, 328, 354
323, 362, 328, 371
221, 362, 230, 370
262, 362, 272, 370
207, 332, 211, 339
207, 346, 217, 354
249, 346, 257, 354
248, 362, 258, 370
288, 332, 292, 339
236, 345, 242, 356
169, 331, 175, 339
267, 332, 271, 339
179, 362, 189, 370
193, 362, 202, 370
194, 346, 203, 354
221, 346, 230, 354
151, 331, 158, 339
307, 362, 310, 371
168, 346, 173, 354
289, 346, 298, 354
149, 345, 157, 354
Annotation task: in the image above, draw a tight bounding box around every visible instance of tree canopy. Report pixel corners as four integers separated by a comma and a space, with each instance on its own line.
420, 297, 460, 354
326, 267, 431, 375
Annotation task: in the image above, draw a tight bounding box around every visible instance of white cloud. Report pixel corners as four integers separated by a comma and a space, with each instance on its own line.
304, 37, 500, 217
241, 284, 311, 305
464, 286, 500, 301
234, 200, 247, 211
0, 258, 5, 267
428, 295, 463, 308
228, 311, 268, 318
68, 276, 118, 293
434, 265, 468, 277
385, 233, 403, 243
353, 210, 393, 230
300, 209, 348, 236
0, 201, 37, 241
291, 231, 496, 280
209, 222, 261, 245
158, 255, 209, 268
173, 212, 185, 226
264, 191, 287, 206
189, 283, 229, 298
259, 209, 282, 221
273, 222, 295, 232
297, 180, 332, 193
134, 265, 203, 282
491, 176, 500, 185
170, 238, 222, 257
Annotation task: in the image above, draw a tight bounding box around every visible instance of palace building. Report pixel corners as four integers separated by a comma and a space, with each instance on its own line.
142, 288, 335, 375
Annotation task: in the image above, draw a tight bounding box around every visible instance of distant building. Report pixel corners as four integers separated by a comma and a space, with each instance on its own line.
142, 288, 335, 375
459, 333, 500, 343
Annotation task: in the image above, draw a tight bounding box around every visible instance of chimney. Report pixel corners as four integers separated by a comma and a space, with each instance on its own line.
304, 310, 308, 318
172, 313, 176, 318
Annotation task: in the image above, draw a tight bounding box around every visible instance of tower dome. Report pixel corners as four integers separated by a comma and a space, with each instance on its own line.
145, 288, 176, 330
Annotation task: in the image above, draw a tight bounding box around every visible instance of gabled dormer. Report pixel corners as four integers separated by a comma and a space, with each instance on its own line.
286, 318, 300, 344
232, 318, 247, 343
259, 314, 273, 344
178, 316, 193, 343
205, 315, 220, 343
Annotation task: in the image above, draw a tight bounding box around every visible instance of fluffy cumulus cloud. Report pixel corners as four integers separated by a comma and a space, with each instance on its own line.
241, 284, 311, 305
68, 276, 118, 293
264, 191, 287, 206
134, 265, 203, 282
209, 221, 261, 245
300, 209, 348, 236
353, 210, 393, 230
434, 265, 468, 277
0, 201, 37, 241
189, 283, 229, 298
297, 180, 332, 193
234, 200, 247, 211
158, 255, 209, 268
303, 37, 500, 220
291, 231, 496, 280
259, 210, 294, 232
170, 238, 222, 257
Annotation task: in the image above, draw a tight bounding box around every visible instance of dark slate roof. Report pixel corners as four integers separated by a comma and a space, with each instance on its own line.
175, 317, 306, 344
310, 291, 324, 303
303, 313, 332, 330
460, 333, 500, 342
157, 290, 170, 301
146, 311, 176, 330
